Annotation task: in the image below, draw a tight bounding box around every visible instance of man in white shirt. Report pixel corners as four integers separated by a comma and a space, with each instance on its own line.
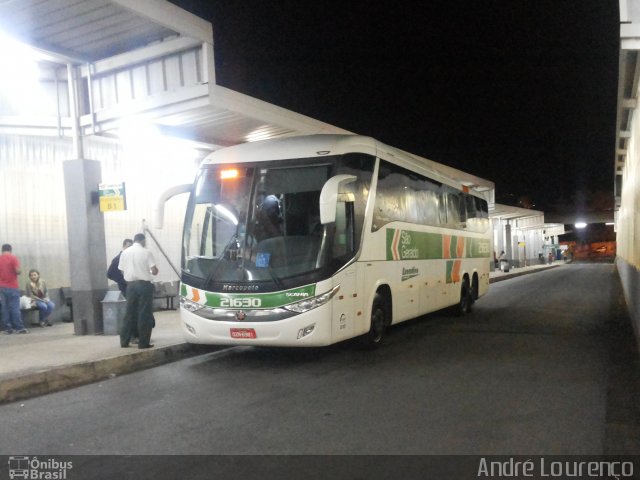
118, 233, 158, 349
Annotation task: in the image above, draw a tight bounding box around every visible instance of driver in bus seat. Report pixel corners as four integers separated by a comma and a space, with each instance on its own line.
254, 195, 283, 241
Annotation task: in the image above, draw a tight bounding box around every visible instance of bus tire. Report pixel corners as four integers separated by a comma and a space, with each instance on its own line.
455, 278, 473, 316
362, 294, 387, 348
472, 273, 479, 301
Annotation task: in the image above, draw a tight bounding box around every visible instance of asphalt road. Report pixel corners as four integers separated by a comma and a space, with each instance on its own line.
0, 264, 634, 459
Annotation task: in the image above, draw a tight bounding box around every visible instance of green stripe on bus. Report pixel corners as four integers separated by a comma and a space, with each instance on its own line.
466, 237, 491, 258
450, 235, 458, 258
386, 228, 490, 260
386, 229, 442, 260
183, 283, 317, 309
446, 260, 454, 283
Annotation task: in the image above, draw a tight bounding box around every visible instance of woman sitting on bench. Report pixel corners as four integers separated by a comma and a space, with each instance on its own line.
25, 269, 55, 327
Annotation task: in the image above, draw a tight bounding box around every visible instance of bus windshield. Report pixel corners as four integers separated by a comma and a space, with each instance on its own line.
182, 154, 374, 292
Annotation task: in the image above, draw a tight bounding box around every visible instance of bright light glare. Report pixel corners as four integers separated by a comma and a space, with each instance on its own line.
118, 119, 201, 187
245, 126, 273, 143
220, 169, 239, 180
575, 222, 587, 229
214, 204, 238, 225
0, 31, 48, 114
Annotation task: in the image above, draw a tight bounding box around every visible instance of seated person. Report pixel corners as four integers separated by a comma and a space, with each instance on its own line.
253, 195, 283, 241
25, 269, 55, 327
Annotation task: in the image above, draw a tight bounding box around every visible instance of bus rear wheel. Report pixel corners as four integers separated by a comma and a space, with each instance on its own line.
455, 278, 473, 316
362, 294, 387, 348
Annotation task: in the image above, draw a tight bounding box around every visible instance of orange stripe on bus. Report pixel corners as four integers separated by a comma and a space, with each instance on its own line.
456, 237, 465, 258
452, 260, 462, 283
443, 235, 451, 259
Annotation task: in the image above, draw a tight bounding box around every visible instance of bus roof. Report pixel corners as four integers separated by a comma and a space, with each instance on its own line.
201, 134, 495, 197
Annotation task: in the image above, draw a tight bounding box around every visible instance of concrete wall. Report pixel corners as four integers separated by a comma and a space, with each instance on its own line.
617, 258, 640, 338
616, 91, 640, 339
617, 1, 640, 342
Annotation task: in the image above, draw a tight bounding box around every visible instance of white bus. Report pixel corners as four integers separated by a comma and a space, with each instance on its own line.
157, 135, 493, 347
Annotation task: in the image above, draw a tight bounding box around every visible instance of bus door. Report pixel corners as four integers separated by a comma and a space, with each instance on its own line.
329, 193, 360, 342
331, 264, 360, 342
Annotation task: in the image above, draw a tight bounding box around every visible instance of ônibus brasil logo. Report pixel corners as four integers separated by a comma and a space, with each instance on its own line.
8, 456, 73, 479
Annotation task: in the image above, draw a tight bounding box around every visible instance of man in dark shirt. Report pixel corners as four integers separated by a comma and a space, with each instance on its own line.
107, 238, 133, 297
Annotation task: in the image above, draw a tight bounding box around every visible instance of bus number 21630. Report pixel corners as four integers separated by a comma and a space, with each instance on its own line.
220, 297, 262, 308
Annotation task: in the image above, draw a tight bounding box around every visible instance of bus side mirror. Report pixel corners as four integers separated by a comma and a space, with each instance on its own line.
320, 174, 357, 224
154, 183, 192, 229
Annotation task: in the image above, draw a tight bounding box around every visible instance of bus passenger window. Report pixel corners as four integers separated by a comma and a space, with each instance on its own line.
445, 193, 460, 227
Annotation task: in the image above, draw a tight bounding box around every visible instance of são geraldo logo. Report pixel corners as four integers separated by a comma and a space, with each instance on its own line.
390, 230, 419, 260
8, 456, 73, 479
400, 231, 419, 259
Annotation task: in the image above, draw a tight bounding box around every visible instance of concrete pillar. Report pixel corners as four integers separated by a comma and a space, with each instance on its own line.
505, 222, 513, 264
493, 219, 503, 252
491, 219, 499, 269
63, 159, 108, 335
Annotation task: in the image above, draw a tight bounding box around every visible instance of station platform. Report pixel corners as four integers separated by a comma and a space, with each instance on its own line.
489, 261, 561, 282
0, 263, 562, 404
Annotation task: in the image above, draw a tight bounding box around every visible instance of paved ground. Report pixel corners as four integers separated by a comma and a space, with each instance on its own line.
1, 262, 637, 458
0, 262, 563, 404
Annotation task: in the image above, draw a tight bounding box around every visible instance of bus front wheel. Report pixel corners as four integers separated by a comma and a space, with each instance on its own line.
362, 294, 387, 348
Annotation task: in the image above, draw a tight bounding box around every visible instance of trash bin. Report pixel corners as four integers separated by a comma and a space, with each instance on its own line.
101, 290, 126, 335
500, 259, 510, 273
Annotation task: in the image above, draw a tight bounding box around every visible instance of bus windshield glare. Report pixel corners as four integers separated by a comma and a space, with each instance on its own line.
182, 154, 375, 292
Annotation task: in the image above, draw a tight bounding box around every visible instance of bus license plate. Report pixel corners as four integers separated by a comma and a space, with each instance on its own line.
230, 328, 256, 339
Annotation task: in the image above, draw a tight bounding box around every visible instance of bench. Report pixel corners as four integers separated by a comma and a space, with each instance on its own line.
153, 281, 179, 310
15, 290, 37, 326
59, 287, 73, 322
21, 305, 40, 326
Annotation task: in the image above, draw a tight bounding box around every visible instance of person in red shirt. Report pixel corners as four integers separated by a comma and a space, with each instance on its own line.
0, 244, 27, 334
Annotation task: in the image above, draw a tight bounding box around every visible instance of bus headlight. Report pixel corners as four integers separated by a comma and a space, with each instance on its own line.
284, 286, 340, 314
297, 323, 315, 339
181, 297, 204, 313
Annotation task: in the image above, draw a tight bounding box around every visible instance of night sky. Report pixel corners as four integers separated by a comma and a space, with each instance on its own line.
170, 1, 620, 212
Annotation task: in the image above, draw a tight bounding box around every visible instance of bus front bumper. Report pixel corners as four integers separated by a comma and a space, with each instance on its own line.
179, 304, 333, 347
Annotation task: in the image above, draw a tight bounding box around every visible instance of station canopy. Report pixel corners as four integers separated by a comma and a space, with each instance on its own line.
0, 0, 351, 151
491, 203, 564, 236
0, 0, 500, 202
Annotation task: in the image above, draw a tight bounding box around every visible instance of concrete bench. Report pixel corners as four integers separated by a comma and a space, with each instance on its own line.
17, 291, 40, 326
21, 305, 40, 326
59, 287, 73, 322
153, 281, 179, 310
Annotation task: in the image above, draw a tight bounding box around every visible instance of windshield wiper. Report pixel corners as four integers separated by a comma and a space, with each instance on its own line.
263, 264, 284, 290
203, 233, 240, 289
